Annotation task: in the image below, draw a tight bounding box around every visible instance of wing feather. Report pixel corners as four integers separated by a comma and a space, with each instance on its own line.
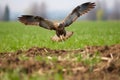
18, 15, 55, 30
62, 2, 95, 27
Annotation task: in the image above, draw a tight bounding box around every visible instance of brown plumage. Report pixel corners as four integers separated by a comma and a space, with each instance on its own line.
18, 2, 95, 42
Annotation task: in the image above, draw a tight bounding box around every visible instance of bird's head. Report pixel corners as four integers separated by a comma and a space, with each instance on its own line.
58, 23, 64, 29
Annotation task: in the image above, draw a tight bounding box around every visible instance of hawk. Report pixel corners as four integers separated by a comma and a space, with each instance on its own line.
18, 2, 95, 42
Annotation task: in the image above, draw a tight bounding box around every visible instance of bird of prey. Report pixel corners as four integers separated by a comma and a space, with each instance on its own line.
18, 2, 95, 42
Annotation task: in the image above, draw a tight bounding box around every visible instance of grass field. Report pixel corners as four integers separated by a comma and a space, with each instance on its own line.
0, 21, 120, 80
0, 21, 120, 52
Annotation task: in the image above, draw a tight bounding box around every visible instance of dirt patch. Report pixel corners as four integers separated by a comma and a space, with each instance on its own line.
0, 44, 120, 80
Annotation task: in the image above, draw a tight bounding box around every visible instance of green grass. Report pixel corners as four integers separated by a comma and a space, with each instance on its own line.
0, 21, 120, 80
0, 21, 120, 52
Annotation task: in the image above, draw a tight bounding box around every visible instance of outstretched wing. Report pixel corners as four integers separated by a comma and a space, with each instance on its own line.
18, 15, 55, 30
62, 2, 95, 27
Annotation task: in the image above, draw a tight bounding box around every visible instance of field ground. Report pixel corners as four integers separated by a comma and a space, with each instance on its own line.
0, 21, 120, 80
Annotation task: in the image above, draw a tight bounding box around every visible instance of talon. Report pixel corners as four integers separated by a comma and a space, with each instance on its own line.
60, 35, 64, 41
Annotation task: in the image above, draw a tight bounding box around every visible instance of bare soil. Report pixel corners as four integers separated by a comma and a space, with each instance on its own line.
0, 44, 120, 80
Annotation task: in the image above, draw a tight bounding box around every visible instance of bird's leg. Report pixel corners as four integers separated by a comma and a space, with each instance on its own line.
60, 35, 64, 41
51, 31, 73, 42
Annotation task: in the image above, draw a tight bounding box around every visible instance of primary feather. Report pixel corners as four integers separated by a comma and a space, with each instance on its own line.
18, 15, 55, 30
62, 2, 95, 27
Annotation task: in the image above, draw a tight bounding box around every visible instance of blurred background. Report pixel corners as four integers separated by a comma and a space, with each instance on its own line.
0, 0, 120, 21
